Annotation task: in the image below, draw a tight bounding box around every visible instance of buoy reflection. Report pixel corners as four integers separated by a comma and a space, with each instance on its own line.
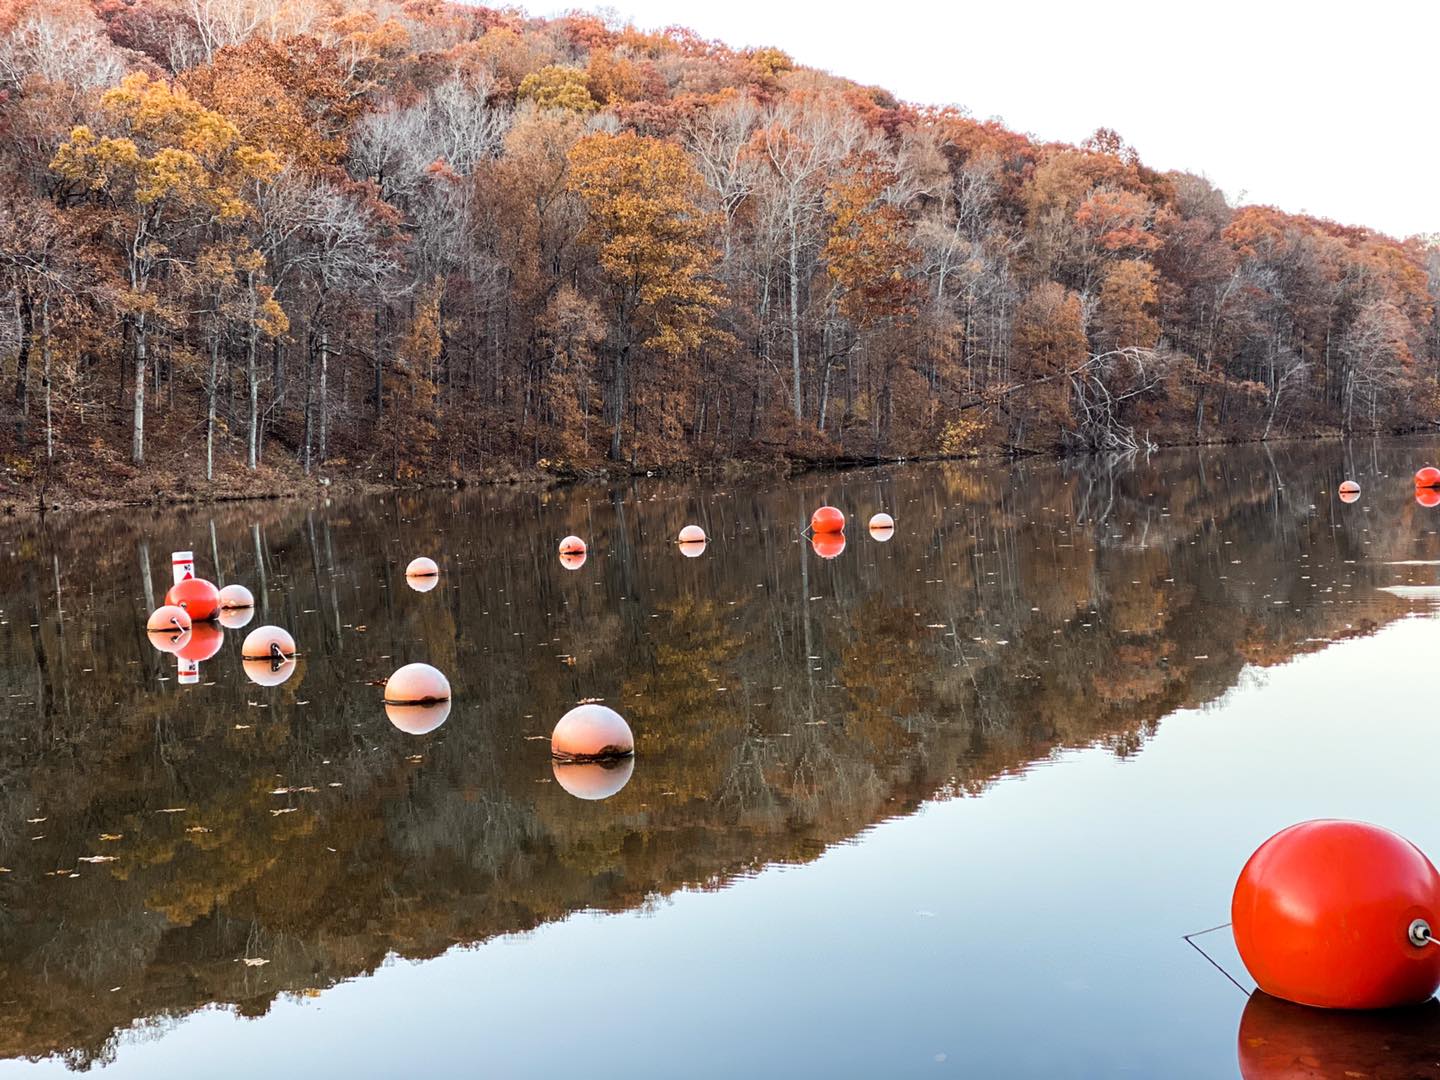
386, 699, 451, 735
553, 756, 634, 801
559, 549, 587, 571
174, 622, 224, 662
1418, 489, 1440, 509
217, 606, 255, 629
678, 539, 707, 558
1237, 992, 1440, 1080
811, 533, 846, 560
407, 573, 440, 592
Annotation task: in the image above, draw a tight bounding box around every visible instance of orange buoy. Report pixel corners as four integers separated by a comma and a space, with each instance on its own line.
406, 556, 439, 578
384, 662, 451, 705
146, 604, 192, 652
558, 535, 587, 556
1416, 467, 1440, 489
1232, 820, 1440, 1009
218, 583, 254, 609
1418, 489, 1440, 509
811, 533, 846, 560
241, 625, 297, 686
559, 549, 587, 571
553, 757, 634, 801
164, 578, 220, 622
550, 703, 634, 762
147, 604, 192, 636
679, 538, 707, 559
810, 505, 845, 534
1237, 991, 1440, 1080
217, 605, 254, 630
678, 525, 706, 545
174, 621, 224, 663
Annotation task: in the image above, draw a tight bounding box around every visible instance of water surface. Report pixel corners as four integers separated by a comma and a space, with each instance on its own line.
1, 442, 1438, 1077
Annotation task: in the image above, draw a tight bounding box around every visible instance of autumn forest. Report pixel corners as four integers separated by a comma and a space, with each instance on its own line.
0, 0, 1436, 503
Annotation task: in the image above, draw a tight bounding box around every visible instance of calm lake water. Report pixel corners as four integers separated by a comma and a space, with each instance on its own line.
1, 442, 1439, 1078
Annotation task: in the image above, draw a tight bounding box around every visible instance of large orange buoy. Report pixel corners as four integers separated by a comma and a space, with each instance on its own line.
811, 533, 846, 560
164, 578, 220, 622
678, 525, 706, 545
1416, 467, 1440, 489
217, 583, 254, 610
1232, 820, 1440, 1010
1418, 489, 1440, 510
406, 556, 439, 578
810, 505, 845, 534
559, 549, 587, 571
1237, 992, 1440, 1080
550, 703, 634, 762
553, 757, 634, 801
558, 535, 587, 556
174, 621, 224, 662
217, 605, 255, 630
241, 625, 297, 686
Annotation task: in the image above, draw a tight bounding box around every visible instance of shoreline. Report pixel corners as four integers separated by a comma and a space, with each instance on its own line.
4, 429, 1417, 520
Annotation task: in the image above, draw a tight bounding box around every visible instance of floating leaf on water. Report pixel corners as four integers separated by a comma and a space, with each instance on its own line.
25, 817, 45, 824
77, 856, 116, 864
185, 826, 210, 834
156, 808, 187, 814
270, 807, 298, 816
239, 958, 269, 967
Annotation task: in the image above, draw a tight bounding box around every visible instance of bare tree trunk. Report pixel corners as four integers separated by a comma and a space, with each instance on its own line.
609, 341, 628, 461
245, 270, 259, 470
318, 322, 329, 463
132, 312, 147, 465
40, 293, 52, 460
13, 284, 32, 444
205, 326, 220, 481
788, 222, 803, 422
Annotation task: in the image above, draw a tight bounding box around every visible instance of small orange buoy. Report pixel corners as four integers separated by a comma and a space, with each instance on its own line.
174, 622, 224, 663
559, 549, 587, 571
553, 757, 634, 801
550, 703, 634, 762
1237, 991, 1440, 1080
1232, 820, 1440, 1010
1418, 489, 1440, 509
240, 625, 297, 685
383, 662, 451, 705
405, 556, 439, 578
164, 578, 220, 622
1416, 467, 1440, 489
811, 533, 846, 560
384, 663, 452, 735
146, 604, 192, 636
677, 525, 706, 545
810, 505, 845, 534
146, 604, 192, 652
558, 535, 587, 556
218, 584, 254, 609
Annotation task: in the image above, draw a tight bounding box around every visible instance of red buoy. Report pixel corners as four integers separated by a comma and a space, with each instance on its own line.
1237, 992, 1440, 1080
1418, 489, 1440, 509
810, 506, 845, 534
1232, 820, 1440, 1010
811, 533, 846, 560
164, 578, 220, 622
1416, 467, 1440, 489
553, 757, 634, 801
550, 703, 634, 762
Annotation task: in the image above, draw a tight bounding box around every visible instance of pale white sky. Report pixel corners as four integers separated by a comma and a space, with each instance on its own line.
554, 0, 1436, 240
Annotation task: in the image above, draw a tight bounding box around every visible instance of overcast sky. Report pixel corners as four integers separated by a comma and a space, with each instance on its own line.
553, 0, 1435, 240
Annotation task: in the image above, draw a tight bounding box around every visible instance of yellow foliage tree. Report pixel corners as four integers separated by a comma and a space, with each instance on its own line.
51, 72, 280, 464
518, 65, 597, 113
